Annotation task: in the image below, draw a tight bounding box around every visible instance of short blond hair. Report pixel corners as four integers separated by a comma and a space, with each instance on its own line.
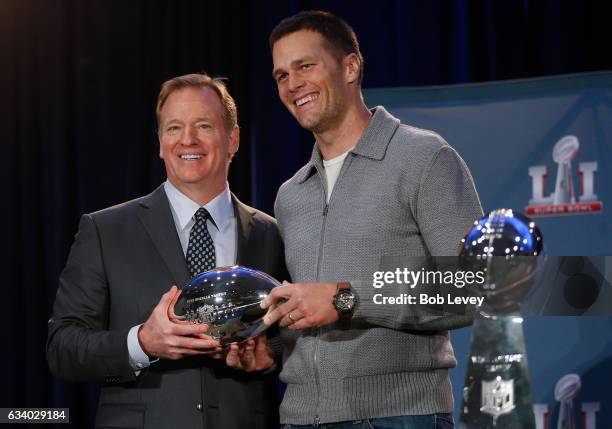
156, 73, 238, 131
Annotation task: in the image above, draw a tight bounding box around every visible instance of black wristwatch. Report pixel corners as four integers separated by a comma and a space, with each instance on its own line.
332, 282, 357, 320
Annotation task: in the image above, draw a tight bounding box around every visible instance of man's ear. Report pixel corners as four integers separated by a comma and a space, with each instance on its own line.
229, 126, 240, 159
158, 132, 164, 159
344, 53, 361, 84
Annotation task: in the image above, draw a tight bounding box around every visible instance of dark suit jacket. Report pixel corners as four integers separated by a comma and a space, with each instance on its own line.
47, 185, 287, 429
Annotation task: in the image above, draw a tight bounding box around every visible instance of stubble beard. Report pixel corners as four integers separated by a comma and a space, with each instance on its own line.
298, 97, 344, 135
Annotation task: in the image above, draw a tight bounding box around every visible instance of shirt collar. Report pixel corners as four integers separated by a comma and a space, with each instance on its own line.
295, 106, 400, 183
163, 180, 234, 232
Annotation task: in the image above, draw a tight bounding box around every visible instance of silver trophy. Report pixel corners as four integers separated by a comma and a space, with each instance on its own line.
170, 266, 280, 345
552, 136, 579, 205
458, 209, 544, 429
554, 374, 581, 429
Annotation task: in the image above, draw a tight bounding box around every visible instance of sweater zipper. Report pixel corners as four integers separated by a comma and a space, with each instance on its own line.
312, 154, 351, 426
313, 201, 328, 427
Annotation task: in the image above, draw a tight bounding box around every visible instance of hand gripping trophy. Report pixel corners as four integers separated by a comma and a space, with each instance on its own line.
458, 209, 544, 429
169, 266, 280, 345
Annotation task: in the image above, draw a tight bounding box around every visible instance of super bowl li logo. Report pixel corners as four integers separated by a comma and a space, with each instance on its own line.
526, 135, 603, 216
533, 374, 601, 429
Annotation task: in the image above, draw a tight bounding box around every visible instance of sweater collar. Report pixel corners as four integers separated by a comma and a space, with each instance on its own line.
296, 106, 400, 184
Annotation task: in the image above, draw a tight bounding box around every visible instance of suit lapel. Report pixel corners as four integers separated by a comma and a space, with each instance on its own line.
137, 185, 191, 290
232, 194, 255, 266
137, 189, 255, 286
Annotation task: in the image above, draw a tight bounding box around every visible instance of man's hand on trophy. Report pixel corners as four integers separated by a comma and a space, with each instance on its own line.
224, 334, 275, 372
138, 285, 222, 360
261, 281, 339, 330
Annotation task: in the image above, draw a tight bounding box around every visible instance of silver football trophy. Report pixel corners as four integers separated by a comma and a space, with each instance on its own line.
552, 136, 579, 205
458, 209, 544, 429
170, 266, 280, 345
554, 374, 581, 429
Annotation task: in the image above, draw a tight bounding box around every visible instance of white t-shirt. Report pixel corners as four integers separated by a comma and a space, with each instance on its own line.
322, 148, 353, 203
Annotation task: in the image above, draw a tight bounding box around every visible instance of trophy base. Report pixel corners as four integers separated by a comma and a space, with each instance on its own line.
458, 314, 535, 429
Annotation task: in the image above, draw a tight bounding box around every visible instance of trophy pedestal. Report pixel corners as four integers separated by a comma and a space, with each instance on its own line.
458, 314, 535, 429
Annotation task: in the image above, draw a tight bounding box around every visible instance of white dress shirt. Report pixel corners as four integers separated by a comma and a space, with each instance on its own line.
127, 181, 237, 371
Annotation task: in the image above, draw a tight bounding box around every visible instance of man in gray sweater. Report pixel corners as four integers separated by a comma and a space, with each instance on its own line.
239, 10, 482, 429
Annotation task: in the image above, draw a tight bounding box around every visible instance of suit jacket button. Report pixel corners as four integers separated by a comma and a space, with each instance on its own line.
196, 403, 202, 411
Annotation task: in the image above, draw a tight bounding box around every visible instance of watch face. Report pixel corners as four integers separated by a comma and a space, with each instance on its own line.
336, 290, 355, 313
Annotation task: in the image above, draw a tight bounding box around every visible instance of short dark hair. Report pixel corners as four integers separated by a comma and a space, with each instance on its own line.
269, 10, 364, 84
156, 73, 238, 132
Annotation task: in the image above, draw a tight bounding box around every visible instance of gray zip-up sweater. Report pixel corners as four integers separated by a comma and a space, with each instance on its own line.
274, 106, 483, 425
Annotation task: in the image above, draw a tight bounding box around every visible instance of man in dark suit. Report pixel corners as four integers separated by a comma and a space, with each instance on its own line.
47, 73, 285, 429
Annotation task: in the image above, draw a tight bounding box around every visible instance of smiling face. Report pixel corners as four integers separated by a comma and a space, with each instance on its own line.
158, 86, 238, 199
272, 30, 351, 134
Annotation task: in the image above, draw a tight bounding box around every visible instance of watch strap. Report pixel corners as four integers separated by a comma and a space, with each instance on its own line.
337, 282, 351, 292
